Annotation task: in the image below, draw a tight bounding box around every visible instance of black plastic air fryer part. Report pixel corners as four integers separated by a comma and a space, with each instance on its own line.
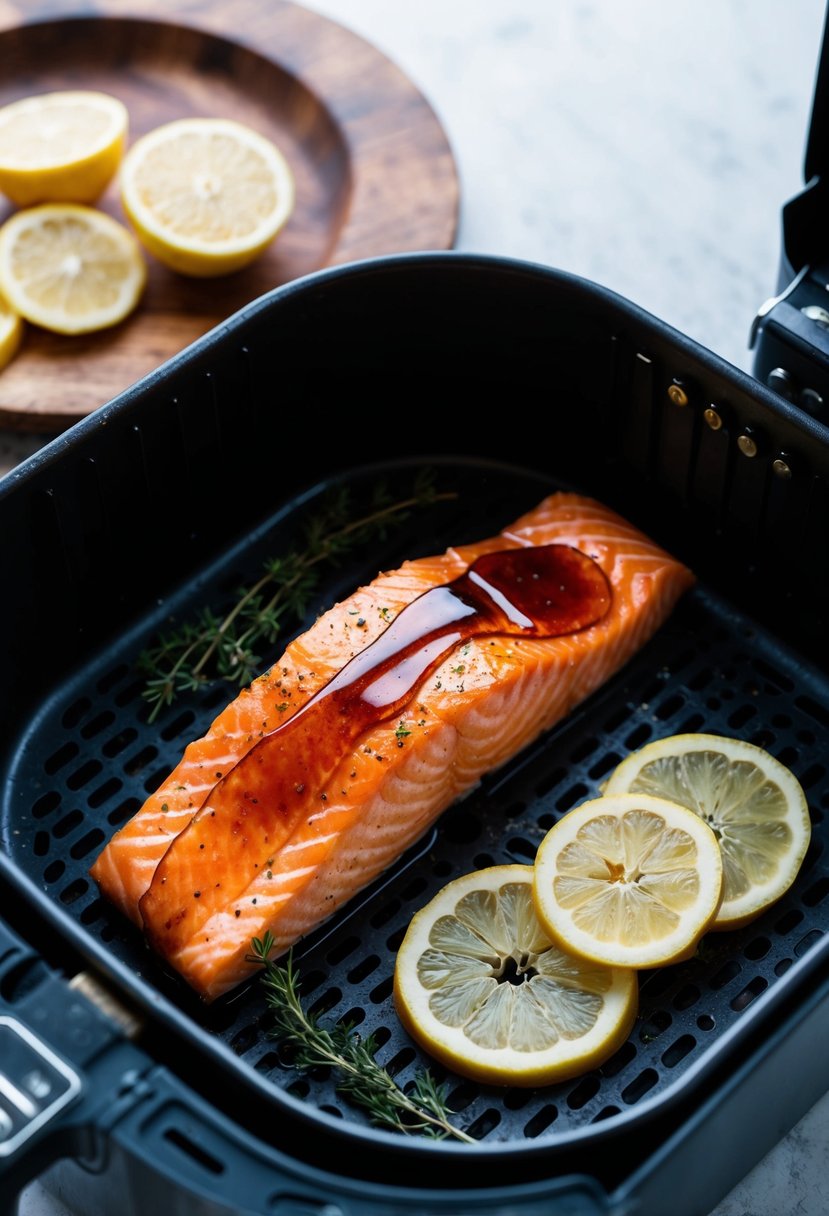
0, 255, 828, 1216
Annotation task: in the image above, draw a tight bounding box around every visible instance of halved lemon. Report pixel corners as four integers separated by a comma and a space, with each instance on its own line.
604, 734, 811, 929
393, 865, 637, 1087
0, 205, 146, 335
0, 289, 23, 370
120, 118, 295, 277
0, 90, 127, 206
533, 794, 723, 968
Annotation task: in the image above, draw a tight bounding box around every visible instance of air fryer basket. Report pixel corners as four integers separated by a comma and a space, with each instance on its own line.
1, 255, 829, 1216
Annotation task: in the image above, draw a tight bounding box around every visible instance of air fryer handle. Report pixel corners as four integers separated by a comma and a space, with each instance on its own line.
0, 917, 152, 1216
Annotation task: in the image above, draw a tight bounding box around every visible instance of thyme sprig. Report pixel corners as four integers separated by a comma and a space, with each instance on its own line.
139, 471, 453, 721
250, 934, 474, 1143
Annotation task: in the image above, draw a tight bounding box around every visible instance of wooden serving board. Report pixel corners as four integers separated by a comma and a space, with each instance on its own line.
0, 0, 459, 430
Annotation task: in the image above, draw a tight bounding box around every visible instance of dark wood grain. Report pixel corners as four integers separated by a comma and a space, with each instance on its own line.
0, 0, 459, 429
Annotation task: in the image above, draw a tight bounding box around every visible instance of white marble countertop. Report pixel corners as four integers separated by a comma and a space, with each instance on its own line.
13, 1, 829, 1213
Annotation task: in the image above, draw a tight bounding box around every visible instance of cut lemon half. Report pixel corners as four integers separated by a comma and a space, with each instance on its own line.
120, 118, 295, 277
0, 289, 23, 370
393, 865, 637, 1087
0, 91, 127, 206
533, 794, 723, 968
0, 205, 146, 335
604, 734, 811, 929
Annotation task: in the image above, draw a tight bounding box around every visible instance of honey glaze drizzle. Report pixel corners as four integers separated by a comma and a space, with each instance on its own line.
140, 544, 612, 953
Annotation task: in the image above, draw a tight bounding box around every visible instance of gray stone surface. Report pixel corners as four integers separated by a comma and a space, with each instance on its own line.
12, 2, 829, 1213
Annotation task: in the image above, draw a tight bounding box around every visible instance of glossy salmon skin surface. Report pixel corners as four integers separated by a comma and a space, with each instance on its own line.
90, 493, 694, 999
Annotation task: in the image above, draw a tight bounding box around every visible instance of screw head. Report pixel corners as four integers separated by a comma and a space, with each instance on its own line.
667, 383, 689, 407
704, 406, 723, 431
737, 433, 758, 458
772, 457, 792, 480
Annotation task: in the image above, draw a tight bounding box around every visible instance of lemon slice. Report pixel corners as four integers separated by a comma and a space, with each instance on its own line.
0, 91, 127, 206
393, 865, 637, 1087
0, 289, 23, 370
533, 794, 723, 968
603, 734, 811, 929
120, 118, 295, 277
0, 205, 146, 335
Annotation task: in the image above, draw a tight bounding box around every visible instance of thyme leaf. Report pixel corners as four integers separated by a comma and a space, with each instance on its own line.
249, 934, 473, 1143
139, 470, 454, 721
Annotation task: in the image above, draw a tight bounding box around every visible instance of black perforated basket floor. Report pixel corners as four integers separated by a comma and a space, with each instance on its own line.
2, 459, 828, 1172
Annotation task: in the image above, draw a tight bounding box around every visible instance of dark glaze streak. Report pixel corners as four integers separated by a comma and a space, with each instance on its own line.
140, 545, 611, 955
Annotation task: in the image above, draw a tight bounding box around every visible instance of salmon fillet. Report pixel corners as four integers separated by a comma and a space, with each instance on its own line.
91, 493, 693, 999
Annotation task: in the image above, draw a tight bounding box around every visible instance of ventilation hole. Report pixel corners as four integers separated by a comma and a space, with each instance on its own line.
108, 797, 140, 827
778, 746, 799, 770
309, 988, 342, 1017
433, 859, 453, 878
800, 764, 826, 790
161, 710, 197, 741
795, 930, 824, 957
590, 751, 621, 780
687, 667, 713, 691
709, 962, 741, 990
386, 927, 406, 952
730, 976, 768, 1012
639, 1010, 671, 1042
503, 1090, 533, 1110
32, 791, 61, 819
524, 1105, 558, 1138
795, 696, 829, 727
387, 1047, 416, 1077
473, 853, 495, 869
44, 742, 79, 775
326, 936, 360, 966
442, 809, 481, 844
625, 724, 652, 750
706, 698, 721, 711
81, 710, 115, 739
230, 1025, 259, 1055
638, 969, 675, 998
570, 736, 599, 762
556, 783, 588, 813
286, 1079, 309, 1098
655, 694, 685, 721
318, 1105, 342, 1119
102, 727, 138, 758
347, 955, 380, 985
697, 1014, 715, 1031
80, 900, 104, 925
775, 908, 804, 935
744, 936, 771, 961
567, 1076, 600, 1109
507, 836, 537, 862
447, 1083, 478, 1112
66, 759, 103, 791
254, 1051, 281, 1075
337, 1007, 365, 1030
43, 860, 65, 884
535, 765, 566, 797
677, 713, 705, 732
673, 983, 702, 1009
601, 1041, 637, 1077
369, 976, 393, 1004
297, 969, 324, 996
87, 777, 123, 810
621, 1068, 658, 1105
400, 876, 429, 902
59, 878, 89, 906
661, 1034, 696, 1067
124, 745, 158, 775
775, 958, 792, 976
33, 831, 50, 857
114, 679, 144, 707
467, 1108, 501, 1139
163, 1128, 224, 1175
370, 900, 400, 929
52, 810, 84, 840
70, 828, 105, 860
97, 664, 128, 694
592, 1105, 621, 1123
803, 877, 829, 907
603, 704, 631, 730
62, 697, 92, 728
0, 957, 44, 1003
143, 766, 172, 795
728, 705, 757, 730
